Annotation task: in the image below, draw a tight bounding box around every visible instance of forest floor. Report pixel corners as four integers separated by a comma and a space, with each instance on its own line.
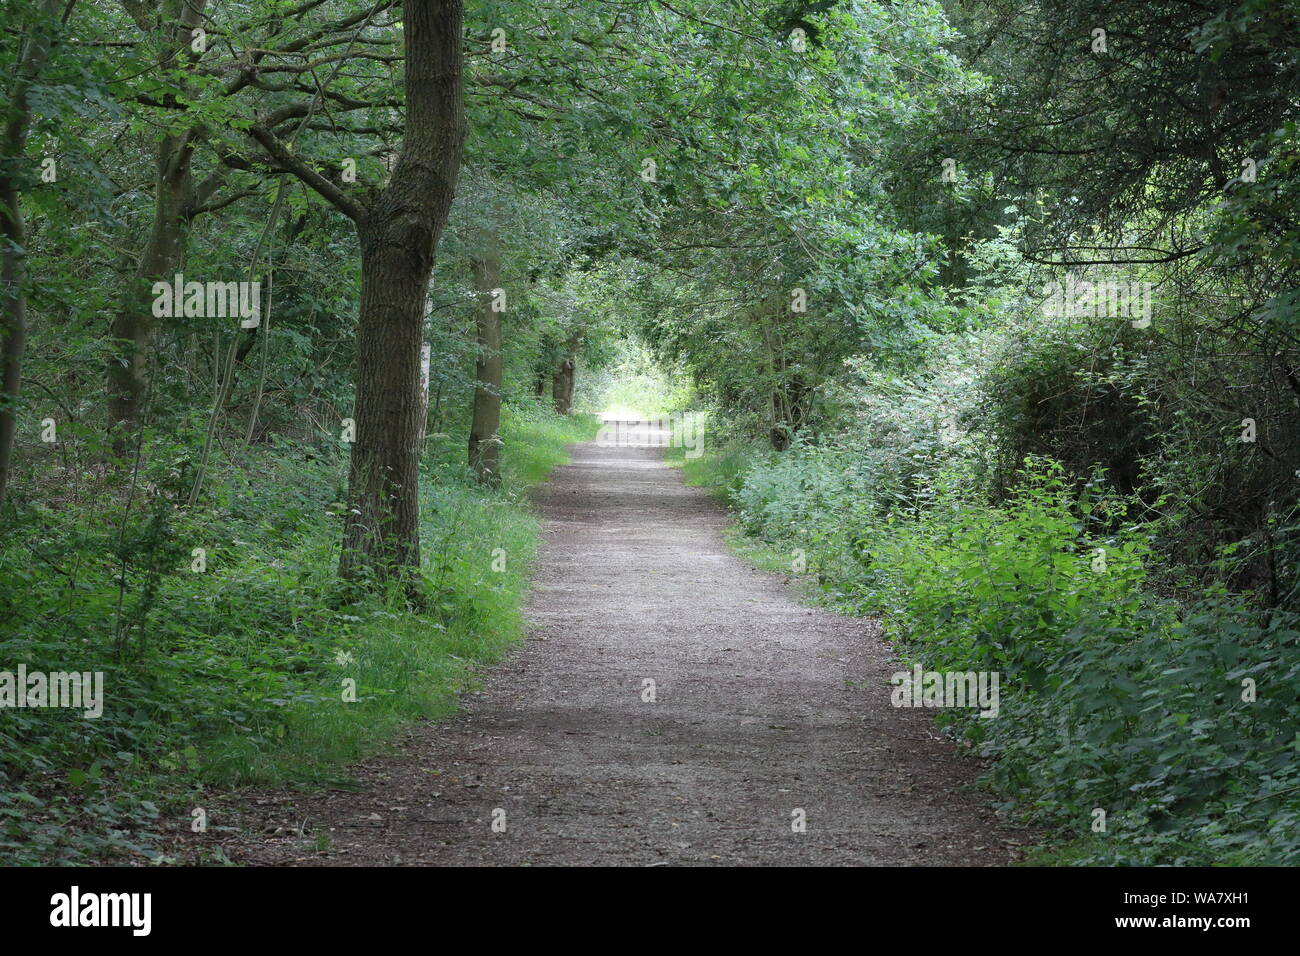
216, 438, 1030, 865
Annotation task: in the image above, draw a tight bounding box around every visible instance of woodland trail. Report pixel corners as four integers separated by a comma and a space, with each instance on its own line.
229, 436, 1026, 865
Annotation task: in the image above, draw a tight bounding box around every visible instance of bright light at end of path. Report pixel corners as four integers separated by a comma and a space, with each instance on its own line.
599, 405, 647, 421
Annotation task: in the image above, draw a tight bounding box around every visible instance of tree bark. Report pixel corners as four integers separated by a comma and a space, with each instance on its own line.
467, 244, 502, 484
106, 0, 211, 453
0, 0, 66, 504
339, 216, 431, 574
337, 0, 466, 581
552, 357, 574, 414
106, 133, 195, 450
552, 334, 579, 415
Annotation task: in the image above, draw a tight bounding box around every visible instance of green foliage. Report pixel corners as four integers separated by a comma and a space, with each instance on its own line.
986, 599, 1300, 866
7, 0, 1298, 871
848, 461, 1156, 674
974, 305, 1300, 601
576, 339, 693, 417
0, 405, 595, 864
697, 345, 1300, 865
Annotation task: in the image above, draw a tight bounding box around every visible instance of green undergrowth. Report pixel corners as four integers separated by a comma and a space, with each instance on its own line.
674, 436, 1300, 866
0, 405, 598, 864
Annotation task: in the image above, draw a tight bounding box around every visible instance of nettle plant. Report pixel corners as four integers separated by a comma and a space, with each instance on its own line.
867, 458, 1155, 678
979, 597, 1300, 865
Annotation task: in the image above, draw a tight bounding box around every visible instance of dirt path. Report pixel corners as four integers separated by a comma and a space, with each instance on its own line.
229, 438, 1026, 865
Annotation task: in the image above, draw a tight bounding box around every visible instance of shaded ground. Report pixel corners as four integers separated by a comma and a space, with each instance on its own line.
221, 437, 1029, 865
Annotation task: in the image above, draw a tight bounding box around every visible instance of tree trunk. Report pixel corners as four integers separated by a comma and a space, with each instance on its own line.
769, 418, 790, 451
338, 0, 465, 581
467, 245, 502, 484
0, 0, 65, 505
339, 217, 431, 575
552, 335, 578, 415
552, 358, 574, 414
0, 172, 27, 503
106, 0, 211, 453
106, 133, 195, 451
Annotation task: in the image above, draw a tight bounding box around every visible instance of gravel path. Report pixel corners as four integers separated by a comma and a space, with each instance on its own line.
228, 438, 1026, 865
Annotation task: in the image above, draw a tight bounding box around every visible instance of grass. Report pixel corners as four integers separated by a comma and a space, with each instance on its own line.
0, 404, 599, 863
663, 436, 753, 504
204, 410, 601, 787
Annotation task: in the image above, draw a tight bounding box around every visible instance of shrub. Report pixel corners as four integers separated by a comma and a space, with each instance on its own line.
697, 334, 1300, 864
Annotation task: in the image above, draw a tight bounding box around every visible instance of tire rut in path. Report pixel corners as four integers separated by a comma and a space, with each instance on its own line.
232, 440, 1025, 865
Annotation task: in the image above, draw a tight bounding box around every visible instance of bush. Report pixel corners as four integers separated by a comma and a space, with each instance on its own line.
694, 335, 1300, 865
0, 404, 598, 863
975, 310, 1300, 602
981, 598, 1300, 865
857, 459, 1156, 679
